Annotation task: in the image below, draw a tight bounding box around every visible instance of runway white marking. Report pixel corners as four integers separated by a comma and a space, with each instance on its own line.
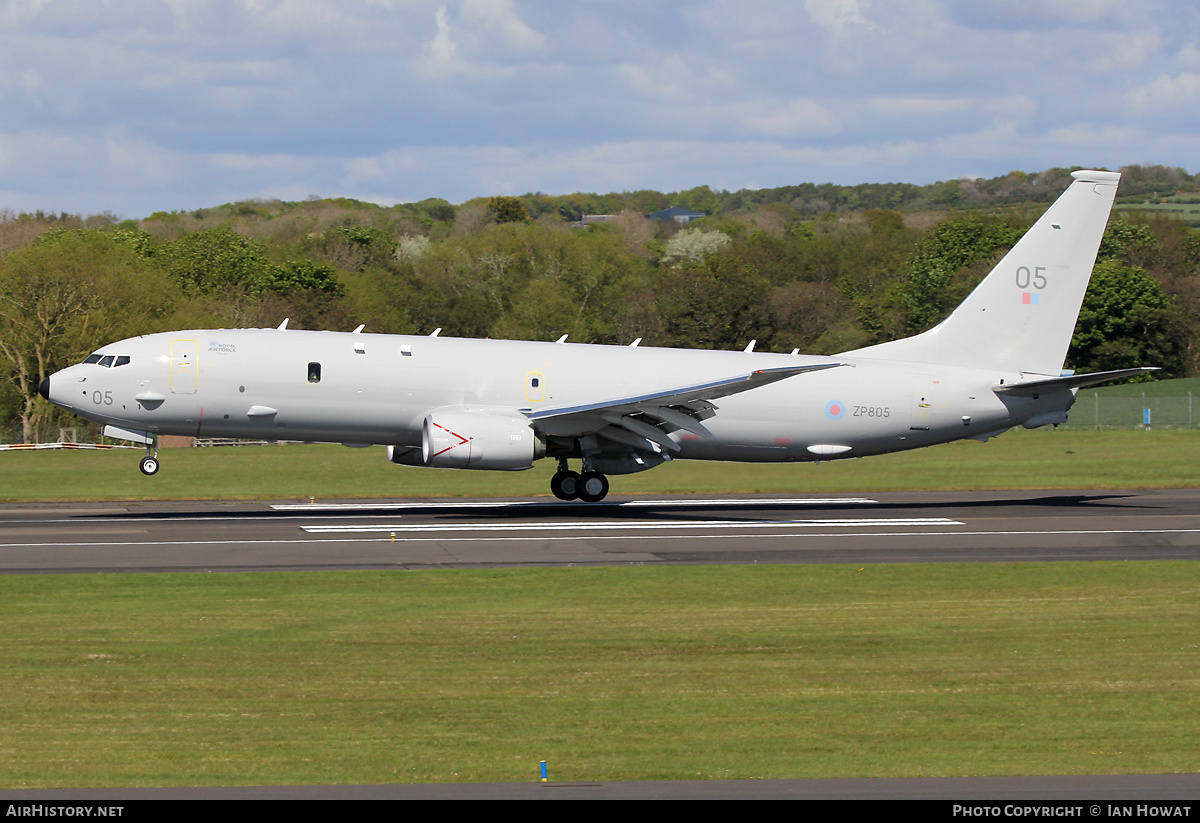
7, 498, 883, 526
301, 517, 962, 534
272, 498, 878, 511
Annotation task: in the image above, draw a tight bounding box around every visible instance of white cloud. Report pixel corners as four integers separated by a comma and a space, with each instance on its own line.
804, 0, 874, 33
0, 0, 1197, 216
870, 97, 973, 118
618, 54, 736, 105
1179, 44, 1200, 71
1127, 72, 1200, 112
461, 0, 543, 53
105, 130, 181, 186
945, 0, 1128, 29
734, 98, 840, 138
420, 6, 459, 76
417, 0, 545, 78
1088, 29, 1161, 72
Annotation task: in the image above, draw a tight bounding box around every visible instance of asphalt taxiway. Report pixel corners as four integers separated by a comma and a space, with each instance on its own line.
3, 488, 1200, 573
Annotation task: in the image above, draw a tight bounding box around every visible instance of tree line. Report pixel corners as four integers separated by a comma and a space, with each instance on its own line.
2, 165, 1198, 442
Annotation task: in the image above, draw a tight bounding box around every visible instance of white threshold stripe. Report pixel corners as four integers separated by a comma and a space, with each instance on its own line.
4, 527, 1200, 550
301, 518, 962, 533
272, 497, 878, 511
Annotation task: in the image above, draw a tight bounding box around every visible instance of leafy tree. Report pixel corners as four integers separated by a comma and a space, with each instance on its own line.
902, 215, 1023, 332
491, 278, 578, 341
1069, 261, 1182, 376
1181, 231, 1200, 272
927, 179, 964, 209
0, 231, 180, 440
652, 255, 772, 350
396, 234, 431, 262
415, 198, 456, 224
337, 225, 397, 266
263, 260, 345, 297
659, 229, 732, 264
1097, 219, 1158, 268
341, 268, 420, 335
108, 226, 159, 259
674, 185, 720, 216
488, 196, 530, 224
161, 228, 344, 299
161, 228, 279, 295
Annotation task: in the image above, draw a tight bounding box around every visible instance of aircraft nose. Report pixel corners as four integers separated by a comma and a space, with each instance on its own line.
38, 375, 50, 401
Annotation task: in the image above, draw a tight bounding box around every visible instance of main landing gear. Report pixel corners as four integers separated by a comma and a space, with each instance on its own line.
550, 460, 609, 503
139, 438, 160, 476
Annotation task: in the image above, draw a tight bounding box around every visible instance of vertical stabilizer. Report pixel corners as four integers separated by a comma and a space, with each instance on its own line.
846, 170, 1120, 375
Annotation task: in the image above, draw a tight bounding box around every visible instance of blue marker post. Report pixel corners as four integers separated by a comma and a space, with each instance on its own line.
540, 760, 548, 782
1144, 407, 1152, 431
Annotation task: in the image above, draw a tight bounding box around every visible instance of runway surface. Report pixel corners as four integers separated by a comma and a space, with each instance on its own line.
3, 488, 1200, 574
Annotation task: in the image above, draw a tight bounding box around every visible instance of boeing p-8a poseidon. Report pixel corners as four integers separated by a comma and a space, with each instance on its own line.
40, 170, 1151, 502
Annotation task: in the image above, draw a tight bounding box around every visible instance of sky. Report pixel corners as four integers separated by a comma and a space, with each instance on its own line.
2, 0, 1199, 218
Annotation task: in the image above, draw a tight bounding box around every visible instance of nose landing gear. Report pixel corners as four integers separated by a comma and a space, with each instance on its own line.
139, 438, 160, 476
550, 459, 609, 502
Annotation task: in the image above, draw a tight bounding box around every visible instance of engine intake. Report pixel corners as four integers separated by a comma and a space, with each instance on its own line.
421, 409, 543, 470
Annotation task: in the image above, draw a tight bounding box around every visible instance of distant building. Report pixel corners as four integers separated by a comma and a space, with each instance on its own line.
571, 208, 708, 228
645, 206, 707, 224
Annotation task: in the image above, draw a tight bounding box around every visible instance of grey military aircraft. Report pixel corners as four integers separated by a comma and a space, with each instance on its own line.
39, 170, 1151, 502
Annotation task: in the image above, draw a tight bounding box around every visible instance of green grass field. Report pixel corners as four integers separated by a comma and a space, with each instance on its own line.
2, 428, 1199, 502
1114, 202, 1200, 226
1089, 375, 1200, 398
1, 563, 1197, 788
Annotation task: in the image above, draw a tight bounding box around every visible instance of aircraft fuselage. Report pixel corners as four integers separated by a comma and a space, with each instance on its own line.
45, 328, 1050, 464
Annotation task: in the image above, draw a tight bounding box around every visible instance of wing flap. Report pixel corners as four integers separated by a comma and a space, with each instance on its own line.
526, 362, 845, 422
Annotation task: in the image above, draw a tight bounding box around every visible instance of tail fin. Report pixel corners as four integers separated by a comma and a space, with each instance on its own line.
846, 169, 1120, 375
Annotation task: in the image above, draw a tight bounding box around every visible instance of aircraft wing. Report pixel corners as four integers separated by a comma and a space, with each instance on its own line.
525, 363, 845, 452
993, 367, 1160, 397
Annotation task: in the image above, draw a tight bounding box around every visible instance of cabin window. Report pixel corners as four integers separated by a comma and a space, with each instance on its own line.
98, 355, 115, 368
531, 377, 540, 388
308, 362, 322, 384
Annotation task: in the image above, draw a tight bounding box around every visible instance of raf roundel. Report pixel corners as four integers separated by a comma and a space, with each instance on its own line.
825, 400, 846, 420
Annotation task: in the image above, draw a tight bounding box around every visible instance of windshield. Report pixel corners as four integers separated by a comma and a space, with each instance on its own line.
81, 353, 131, 367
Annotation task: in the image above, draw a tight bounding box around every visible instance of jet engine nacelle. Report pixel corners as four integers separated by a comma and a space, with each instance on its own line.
386, 445, 425, 466
421, 409, 543, 470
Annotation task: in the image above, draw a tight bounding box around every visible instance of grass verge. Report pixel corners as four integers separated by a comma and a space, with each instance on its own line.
2, 429, 1199, 502
1, 562, 1197, 788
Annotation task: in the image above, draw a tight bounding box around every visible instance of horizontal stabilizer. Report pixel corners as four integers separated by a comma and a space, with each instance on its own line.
526, 362, 845, 422
993, 367, 1159, 397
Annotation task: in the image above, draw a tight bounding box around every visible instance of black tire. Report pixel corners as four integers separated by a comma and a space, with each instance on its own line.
577, 471, 609, 503
550, 470, 580, 501
139, 456, 159, 476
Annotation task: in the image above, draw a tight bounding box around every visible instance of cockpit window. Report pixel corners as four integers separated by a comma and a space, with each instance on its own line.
83, 354, 103, 364
114, 355, 130, 367
98, 355, 115, 367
